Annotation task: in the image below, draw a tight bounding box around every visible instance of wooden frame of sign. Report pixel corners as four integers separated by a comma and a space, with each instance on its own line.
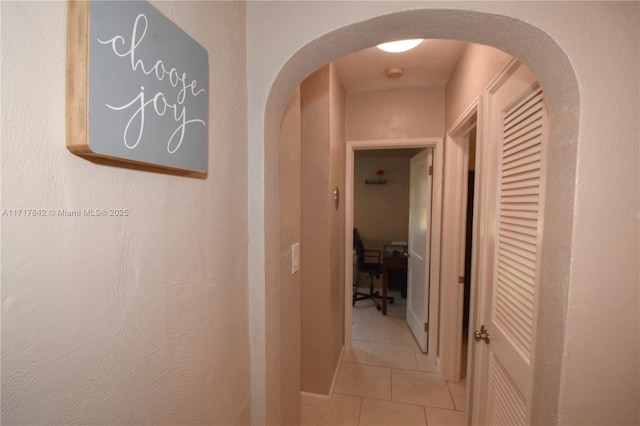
66, 1, 209, 177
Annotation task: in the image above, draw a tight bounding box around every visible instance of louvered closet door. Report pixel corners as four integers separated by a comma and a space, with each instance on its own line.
478, 61, 548, 425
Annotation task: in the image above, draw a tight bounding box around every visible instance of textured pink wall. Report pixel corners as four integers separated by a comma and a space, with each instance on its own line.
329, 63, 346, 382
278, 87, 302, 425
346, 87, 444, 140
299, 63, 346, 397
300, 65, 335, 395
1, 2, 250, 424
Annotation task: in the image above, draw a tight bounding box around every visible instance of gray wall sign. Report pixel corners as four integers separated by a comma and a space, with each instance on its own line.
67, 1, 209, 176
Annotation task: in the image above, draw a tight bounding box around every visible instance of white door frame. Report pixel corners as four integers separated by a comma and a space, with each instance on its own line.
445, 98, 481, 374
444, 98, 482, 421
344, 138, 443, 368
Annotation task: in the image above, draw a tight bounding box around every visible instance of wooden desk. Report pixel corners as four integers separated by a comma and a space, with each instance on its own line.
382, 251, 408, 315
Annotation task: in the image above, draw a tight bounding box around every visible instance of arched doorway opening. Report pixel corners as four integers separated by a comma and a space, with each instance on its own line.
255, 7, 579, 425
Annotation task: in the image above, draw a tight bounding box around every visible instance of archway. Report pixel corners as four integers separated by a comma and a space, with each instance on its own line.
257, 7, 579, 425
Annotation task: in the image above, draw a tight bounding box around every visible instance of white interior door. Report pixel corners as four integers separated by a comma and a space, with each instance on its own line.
473, 61, 548, 424
406, 148, 433, 353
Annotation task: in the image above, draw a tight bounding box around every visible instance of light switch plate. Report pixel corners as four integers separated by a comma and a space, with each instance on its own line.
291, 243, 300, 274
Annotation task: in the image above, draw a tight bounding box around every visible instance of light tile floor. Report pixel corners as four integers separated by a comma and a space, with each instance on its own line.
302, 290, 467, 426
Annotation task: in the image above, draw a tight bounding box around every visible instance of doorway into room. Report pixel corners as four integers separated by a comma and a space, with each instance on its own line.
344, 138, 444, 370
351, 147, 431, 353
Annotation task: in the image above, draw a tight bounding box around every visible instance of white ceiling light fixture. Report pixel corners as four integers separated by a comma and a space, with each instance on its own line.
376, 39, 424, 53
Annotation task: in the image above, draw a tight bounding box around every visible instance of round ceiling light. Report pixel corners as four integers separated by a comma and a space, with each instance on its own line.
376, 39, 424, 53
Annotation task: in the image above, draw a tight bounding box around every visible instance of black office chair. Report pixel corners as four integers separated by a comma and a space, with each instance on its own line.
353, 228, 394, 310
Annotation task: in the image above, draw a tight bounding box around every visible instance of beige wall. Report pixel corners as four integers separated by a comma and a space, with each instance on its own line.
301, 65, 332, 395
444, 44, 512, 130
278, 88, 302, 425
346, 87, 444, 140
328, 64, 346, 378
353, 149, 414, 275
247, 2, 639, 425
1, 2, 250, 425
300, 64, 345, 396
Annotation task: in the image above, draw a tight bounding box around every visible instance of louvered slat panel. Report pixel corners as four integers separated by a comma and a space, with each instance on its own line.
503, 93, 544, 137
499, 216, 536, 230
495, 288, 534, 332
502, 195, 537, 209
500, 229, 536, 247
489, 354, 527, 426
501, 170, 539, 185
502, 117, 542, 146
497, 266, 535, 301
501, 158, 541, 178
504, 132, 541, 155
502, 188, 539, 200
499, 222, 537, 238
499, 209, 538, 220
498, 232, 536, 267
501, 195, 538, 205
495, 297, 532, 355
502, 201, 539, 212
496, 286, 535, 337
501, 186, 539, 197
503, 144, 541, 167
502, 152, 542, 174
497, 252, 535, 281
498, 251, 531, 292
499, 238, 537, 262
498, 228, 535, 245
496, 283, 534, 325
502, 192, 538, 200
499, 231, 537, 252
503, 133, 541, 158
503, 125, 542, 154
494, 88, 544, 363
496, 284, 534, 325
504, 91, 544, 122
502, 188, 539, 197
494, 304, 533, 348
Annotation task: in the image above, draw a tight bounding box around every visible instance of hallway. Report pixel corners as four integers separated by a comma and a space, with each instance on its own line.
301, 291, 466, 426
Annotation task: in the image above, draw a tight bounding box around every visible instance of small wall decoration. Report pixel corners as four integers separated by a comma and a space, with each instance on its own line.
66, 1, 209, 176
365, 169, 386, 184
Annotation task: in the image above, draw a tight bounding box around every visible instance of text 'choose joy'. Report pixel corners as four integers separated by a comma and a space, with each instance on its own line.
97, 13, 206, 154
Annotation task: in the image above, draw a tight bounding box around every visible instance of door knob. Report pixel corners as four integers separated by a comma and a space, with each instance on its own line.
474, 325, 491, 343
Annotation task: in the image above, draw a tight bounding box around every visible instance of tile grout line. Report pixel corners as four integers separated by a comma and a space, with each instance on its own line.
445, 381, 457, 411
390, 366, 394, 403
353, 297, 452, 424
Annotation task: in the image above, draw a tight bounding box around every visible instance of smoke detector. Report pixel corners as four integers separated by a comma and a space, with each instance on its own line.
386, 67, 404, 79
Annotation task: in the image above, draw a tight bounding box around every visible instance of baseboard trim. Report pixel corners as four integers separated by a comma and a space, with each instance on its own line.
329, 346, 345, 396
300, 391, 331, 407
300, 346, 345, 407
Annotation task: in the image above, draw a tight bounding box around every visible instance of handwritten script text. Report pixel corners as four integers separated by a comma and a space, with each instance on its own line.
97, 14, 206, 153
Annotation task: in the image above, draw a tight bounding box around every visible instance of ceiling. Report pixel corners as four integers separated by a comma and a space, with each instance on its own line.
334, 39, 467, 93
